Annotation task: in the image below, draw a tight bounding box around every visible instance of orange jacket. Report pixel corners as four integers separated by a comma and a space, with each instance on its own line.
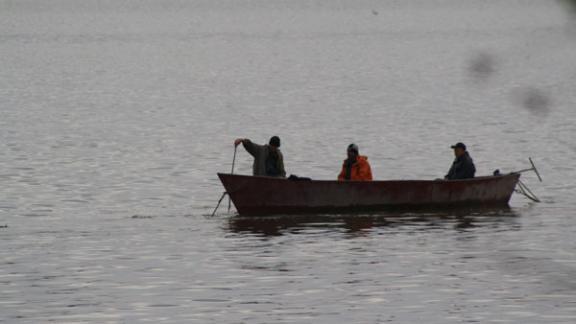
338, 156, 373, 181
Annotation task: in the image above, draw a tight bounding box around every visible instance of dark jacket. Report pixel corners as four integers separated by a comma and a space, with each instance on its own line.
242, 140, 286, 178
445, 152, 476, 180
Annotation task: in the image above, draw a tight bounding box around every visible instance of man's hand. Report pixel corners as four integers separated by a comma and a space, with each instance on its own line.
234, 138, 244, 147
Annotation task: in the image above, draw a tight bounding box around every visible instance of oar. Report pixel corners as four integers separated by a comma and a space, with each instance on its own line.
227, 145, 238, 212
210, 145, 238, 217
513, 157, 543, 202
210, 192, 227, 217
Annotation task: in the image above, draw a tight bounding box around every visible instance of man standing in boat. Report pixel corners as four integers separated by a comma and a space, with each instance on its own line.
338, 144, 373, 181
445, 142, 476, 180
234, 136, 286, 178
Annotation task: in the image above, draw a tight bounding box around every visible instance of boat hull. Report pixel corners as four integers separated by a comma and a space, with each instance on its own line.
217, 173, 520, 216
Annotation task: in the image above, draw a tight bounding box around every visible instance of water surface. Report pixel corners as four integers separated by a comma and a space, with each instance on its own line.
1, 0, 576, 323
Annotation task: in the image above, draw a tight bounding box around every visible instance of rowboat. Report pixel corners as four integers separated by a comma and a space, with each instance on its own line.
217, 172, 522, 216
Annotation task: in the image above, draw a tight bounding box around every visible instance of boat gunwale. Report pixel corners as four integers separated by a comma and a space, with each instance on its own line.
217, 172, 520, 184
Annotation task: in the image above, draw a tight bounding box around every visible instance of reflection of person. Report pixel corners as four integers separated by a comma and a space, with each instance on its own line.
338, 144, 373, 181
234, 136, 286, 178
445, 142, 476, 180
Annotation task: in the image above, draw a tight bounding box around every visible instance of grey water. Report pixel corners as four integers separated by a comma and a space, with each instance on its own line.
1, 0, 576, 323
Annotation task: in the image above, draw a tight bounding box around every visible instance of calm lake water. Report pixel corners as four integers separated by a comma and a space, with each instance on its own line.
1, 0, 576, 323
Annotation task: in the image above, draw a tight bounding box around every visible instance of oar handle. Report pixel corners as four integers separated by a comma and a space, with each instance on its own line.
228, 145, 238, 213
230, 145, 238, 175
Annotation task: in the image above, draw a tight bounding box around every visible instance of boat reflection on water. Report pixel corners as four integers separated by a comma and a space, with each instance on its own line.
225, 207, 522, 237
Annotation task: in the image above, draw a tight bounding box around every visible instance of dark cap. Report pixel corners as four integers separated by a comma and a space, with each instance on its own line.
451, 142, 467, 150
269, 136, 281, 148
347, 143, 359, 153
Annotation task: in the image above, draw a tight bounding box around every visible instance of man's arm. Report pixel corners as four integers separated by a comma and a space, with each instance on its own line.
358, 161, 373, 181
460, 160, 476, 179
445, 163, 456, 180
451, 161, 474, 179
234, 138, 261, 157
337, 163, 346, 180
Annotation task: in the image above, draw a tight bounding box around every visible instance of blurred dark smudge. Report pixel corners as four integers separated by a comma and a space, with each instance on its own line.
512, 87, 552, 117
558, 0, 576, 15
468, 52, 497, 81
558, 0, 576, 32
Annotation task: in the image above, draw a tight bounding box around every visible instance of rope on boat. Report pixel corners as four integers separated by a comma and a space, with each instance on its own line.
515, 179, 541, 202
512, 157, 542, 203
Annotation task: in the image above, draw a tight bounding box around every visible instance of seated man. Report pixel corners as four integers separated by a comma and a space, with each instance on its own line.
338, 144, 373, 181
445, 142, 476, 180
234, 136, 286, 178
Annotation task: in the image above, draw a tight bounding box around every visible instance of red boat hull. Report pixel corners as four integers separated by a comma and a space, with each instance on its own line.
218, 173, 521, 216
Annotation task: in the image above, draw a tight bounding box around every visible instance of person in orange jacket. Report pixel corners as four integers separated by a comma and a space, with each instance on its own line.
338, 144, 373, 181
